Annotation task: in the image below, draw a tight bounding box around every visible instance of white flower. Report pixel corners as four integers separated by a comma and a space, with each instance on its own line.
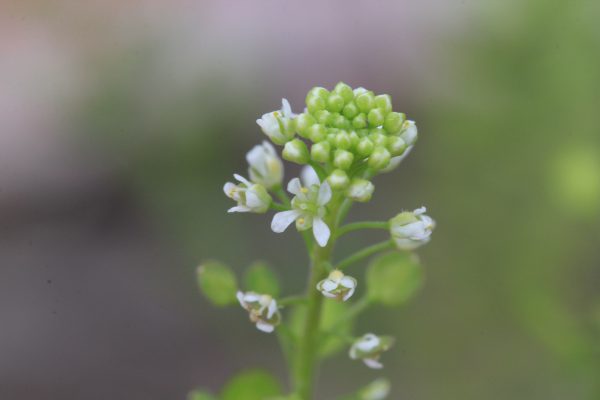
256, 98, 296, 145
223, 174, 271, 213
316, 270, 357, 301
349, 333, 394, 369
389, 206, 435, 250
246, 141, 284, 189
271, 167, 332, 247
236, 291, 281, 333
382, 120, 417, 173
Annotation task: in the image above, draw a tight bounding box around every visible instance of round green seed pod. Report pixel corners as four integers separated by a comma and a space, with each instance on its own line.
327, 93, 345, 113
374, 94, 392, 113
368, 108, 385, 127
383, 112, 405, 134
356, 92, 375, 113
352, 113, 368, 129
295, 113, 316, 138
334, 82, 354, 103
311, 141, 331, 163
327, 169, 350, 190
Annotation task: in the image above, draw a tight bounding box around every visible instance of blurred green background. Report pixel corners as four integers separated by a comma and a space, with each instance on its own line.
1, 0, 598, 399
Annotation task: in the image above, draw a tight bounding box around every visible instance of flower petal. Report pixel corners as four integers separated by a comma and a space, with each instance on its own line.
271, 210, 301, 233
317, 181, 332, 205
363, 358, 383, 369
281, 98, 293, 118
342, 287, 355, 301
321, 279, 338, 292
287, 177, 303, 195
237, 291, 246, 307
234, 174, 251, 186
256, 321, 274, 333
228, 206, 250, 213
301, 165, 320, 187
267, 300, 277, 318
340, 276, 356, 289
312, 217, 330, 247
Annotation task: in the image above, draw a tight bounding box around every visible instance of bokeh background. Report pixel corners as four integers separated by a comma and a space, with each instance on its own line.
1, 0, 599, 399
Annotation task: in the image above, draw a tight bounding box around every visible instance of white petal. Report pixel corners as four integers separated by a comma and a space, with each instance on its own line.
287, 178, 302, 195
223, 182, 236, 197
237, 291, 246, 307
321, 279, 338, 292
281, 98, 293, 118
228, 206, 250, 213
414, 206, 426, 215
245, 190, 262, 209
243, 293, 261, 302
301, 165, 320, 187
271, 210, 301, 233
267, 300, 277, 318
322, 292, 337, 298
363, 358, 383, 369
234, 174, 251, 186
312, 217, 330, 247
317, 181, 332, 205
340, 276, 356, 289
256, 321, 274, 333
342, 287, 355, 301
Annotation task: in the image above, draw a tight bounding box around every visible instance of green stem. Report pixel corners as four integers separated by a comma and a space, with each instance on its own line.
279, 295, 307, 306
335, 240, 394, 271
271, 202, 289, 211
335, 221, 389, 239
273, 185, 291, 206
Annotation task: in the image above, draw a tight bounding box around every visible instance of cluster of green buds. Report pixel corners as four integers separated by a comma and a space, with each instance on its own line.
197, 84, 436, 400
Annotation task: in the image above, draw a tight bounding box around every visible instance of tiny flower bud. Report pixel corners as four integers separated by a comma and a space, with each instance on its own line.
367, 108, 385, 127
389, 207, 435, 249
314, 110, 332, 125
246, 141, 284, 189
334, 149, 354, 170
283, 139, 310, 164
327, 169, 350, 190
316, 270, 357, 301
224, 174, 271, 213
306, 94, 326, 114
295, 113, 316, 138
383, 112, 405, 134
334, 82, 354, 103
335, 131, 352, 150
308, 86, 329, 100
374, 94, 392, 114
369, 130, 388, 147
399, 120, 418, 146
308, 124, 327, 143
356, 92, 375, 113
352, 113, 368, 129
356, 137, 375, 157
346, 178, 374, 202
387, 136, 407, 156
327, 93, 345, 113
256, 99, 296, 145
349, 130, 360, 147
330, 112, 347, 129
368, 147, 391, 170
311, 141, 331, 163
342, 102, 359, 119
237, 291, 281, 333
349, 333, 394, 369
353, 87, 370, 97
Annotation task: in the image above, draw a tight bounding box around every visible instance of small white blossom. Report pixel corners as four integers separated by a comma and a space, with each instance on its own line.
316, 270, 357, 301
246, 141, 284, 189
349, 333, 394, 369
271, 167, 332, 247
389, 206, 435, 250
256, 98, 296, 145
236, 291, 281, 333
223, 174, 271, 213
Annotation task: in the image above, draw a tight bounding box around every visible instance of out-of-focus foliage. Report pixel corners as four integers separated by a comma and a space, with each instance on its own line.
244, 261, 281, 298
197, 261, 238, 307
220, 369, 283, 400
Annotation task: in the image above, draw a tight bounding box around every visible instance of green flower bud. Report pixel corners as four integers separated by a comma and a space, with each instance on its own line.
356, 137, 375, 157
356, 92, 375, 113
334, 82, 354, 103
330, 112, 347, 129
197, 260, 238, 306
327, 169, 350, 189
308, 124, 327, 142
294, 113, 316, 138
306, 94, 326, 114
349, 130, 360, 147
335, 131, 352, 150
327, 93, 345, 113
368, 147, 391, 170
369, 131, 388, 147
374, 94, 392, 113
387, 136, 407, 156
383, 111, 405, 134
308, 86, 329, 100
342, 102, 359, 119
334, 149, 354, 170
353, 87, 370, 97
311, 141, 331, 163
326, 133, 337, 145
367, 108, 385, 127
352, 113, 368, 129
314, 110, 332, 125
346, 178, 374, 202
283, 139, 310, 164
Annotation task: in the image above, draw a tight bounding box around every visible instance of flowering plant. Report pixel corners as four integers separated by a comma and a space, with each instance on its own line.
194, 83, 435, 400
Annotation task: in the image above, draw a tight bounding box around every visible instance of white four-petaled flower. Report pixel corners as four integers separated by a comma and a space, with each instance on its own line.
236, 291, 281, 333
246, 141, 284, 189
223, 174, 271, 213
271, 167, 332, 247
389, 206, 435, 250
349, 333, 394, 369
256, 98, 296, 145
316, 270, 357, 301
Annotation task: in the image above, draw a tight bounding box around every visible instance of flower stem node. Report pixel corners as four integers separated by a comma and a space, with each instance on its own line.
316, 270, 357, 301
246, 141, 284, 189
223, 174, 271, 213
236, 291, 281, 333
256, 99, 296, 145
346, 178, 374, 202
283, 139, 310, 164
271, 170, 332, 247
389, 206, 435, 249
349, 333, 394, 369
